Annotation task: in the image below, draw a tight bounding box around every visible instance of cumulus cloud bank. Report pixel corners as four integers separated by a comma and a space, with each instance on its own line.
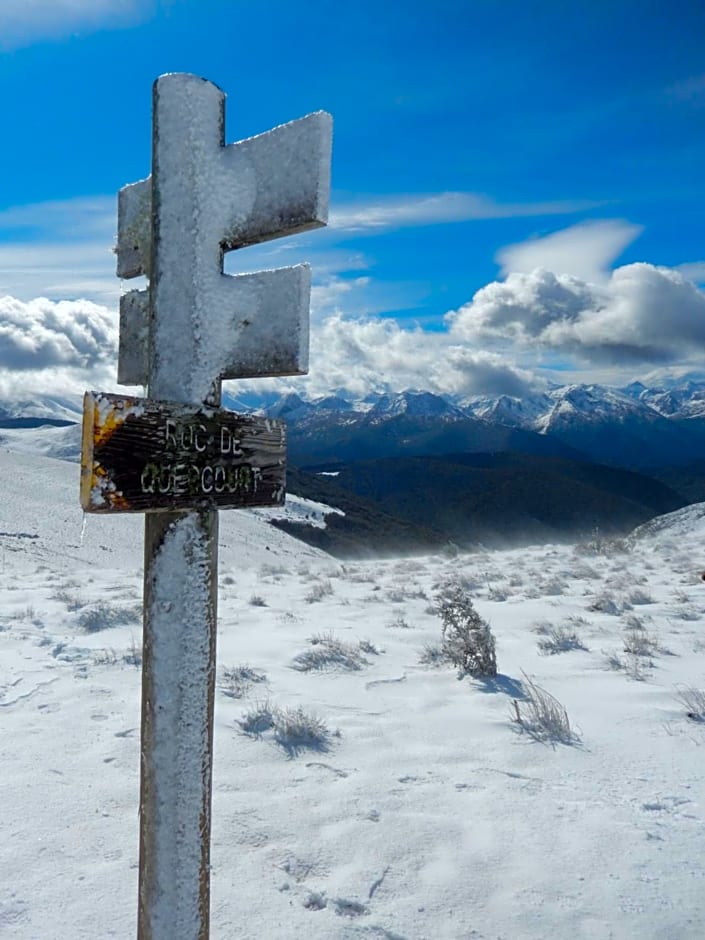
0, 297, 118, 397
448, 263, 705, 365
290, 314, 539, 399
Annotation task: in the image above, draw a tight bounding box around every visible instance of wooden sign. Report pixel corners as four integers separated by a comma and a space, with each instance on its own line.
80, 391, 285, 513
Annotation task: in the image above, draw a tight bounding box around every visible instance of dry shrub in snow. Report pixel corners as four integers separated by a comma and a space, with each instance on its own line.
587, 592, 624, 616
575, 533, 630, 557
623, 628, 658, 658
435, 581, 497, 677
388, 613, 412, 629
674, 685, 705, 722
602, 648, 651, 681
418, 642, 445, 666
238, 701, 334, 756
292, 632, 373, 672
627, 588, 654, 606
248, 594, 267, 607
537, 624, 588, 655
272, 706, 333, 757
220, 664, 267, 699
238, 700, 275, 736
513, 672, 578, 744
78, 601, 141, 633
304, 579, 334, 604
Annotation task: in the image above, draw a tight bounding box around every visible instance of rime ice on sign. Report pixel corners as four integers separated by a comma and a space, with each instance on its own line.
87, 71, 332, 940
117, 74, 332, 399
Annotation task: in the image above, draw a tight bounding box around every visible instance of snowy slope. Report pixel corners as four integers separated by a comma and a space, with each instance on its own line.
1, 448, 705, 939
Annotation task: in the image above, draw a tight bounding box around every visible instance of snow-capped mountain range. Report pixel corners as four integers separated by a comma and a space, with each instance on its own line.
3, 378, 705, 470
257, 379, 705, 429
242, 380, 705, 469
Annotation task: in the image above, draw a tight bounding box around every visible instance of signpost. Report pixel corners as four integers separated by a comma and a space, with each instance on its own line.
81, 73, 331, 939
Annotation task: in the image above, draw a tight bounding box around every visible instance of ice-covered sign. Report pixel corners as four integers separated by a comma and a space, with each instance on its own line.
117, 73, 331, 400
84, 72, 332, 940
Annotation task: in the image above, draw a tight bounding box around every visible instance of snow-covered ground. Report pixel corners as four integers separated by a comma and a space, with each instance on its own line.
1, 445, 705, 939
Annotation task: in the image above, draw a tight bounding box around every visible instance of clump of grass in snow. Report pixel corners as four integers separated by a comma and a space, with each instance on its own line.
220, 664, 267, 699
512, 672, 579, 744
273, 706, 333, 757
627, 588, 654, 606
238, 700, 276, 736
291, 632, 373, 672
93, 638, 142, 667
537, 578, 566, 597
418, 642, 445, 666
52, 590, 86, 611
674, 685, 705, 722
574, 534, 630, 557
537, 624, 589, 655
388, 613, 412, 629
602, 649, 651, 681
587, 592, 624, 616
238, 701, 335, 756
304, 579, 334, 604
248, 594, 267, 607
623, 627, 658, 658
78, 601, 141, 633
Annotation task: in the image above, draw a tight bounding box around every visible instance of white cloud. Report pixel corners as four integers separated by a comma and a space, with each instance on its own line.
329, 192, 601, 233
496, 220, 642, 283
449, 262, 705, 365
0, 288, 542, 403
234, 314, 541, 401
0, 297, 117, 386
676, 261, 705, 284
0, 0, 153, 48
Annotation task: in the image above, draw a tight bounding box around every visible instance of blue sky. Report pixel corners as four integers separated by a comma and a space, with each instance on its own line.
0, 0, 704, 401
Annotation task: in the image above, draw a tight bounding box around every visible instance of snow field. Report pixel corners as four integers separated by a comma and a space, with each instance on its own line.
1, 450, 705, 938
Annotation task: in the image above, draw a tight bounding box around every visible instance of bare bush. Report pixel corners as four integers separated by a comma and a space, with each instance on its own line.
388, 614, 412, 629
238, 701, 335, 756
78, 601, 140, 633
628, 588, 654, 606
623, 628, 658, 658
575, 533, 629, 557
292, 632, 370, 672
513, 672, 578, 744
238, 700, 276, 736
220, 664, 267, 699
675, 685, 705, 722
418, 642, 445, 666
272, 706, 333, 756
602, 649, 650, 681
435, 581, 497, 677
586, 592, 623, 616
304, 579, 334, 604
537, 625, 588, 656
